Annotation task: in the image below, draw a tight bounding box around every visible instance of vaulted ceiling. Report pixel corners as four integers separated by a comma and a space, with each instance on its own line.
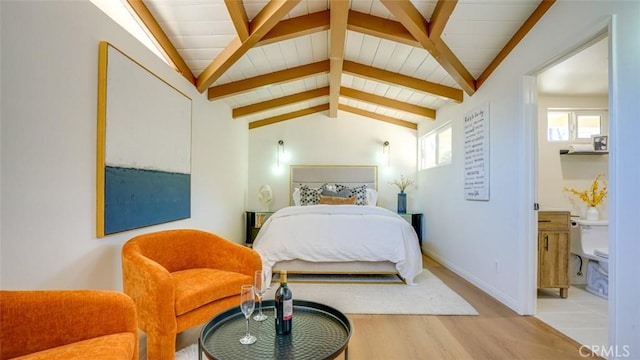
127, 0, 554, 129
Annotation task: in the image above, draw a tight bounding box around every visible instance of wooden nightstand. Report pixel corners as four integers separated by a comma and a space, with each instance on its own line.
244, 211, 274, 247
397, 212, 423, 246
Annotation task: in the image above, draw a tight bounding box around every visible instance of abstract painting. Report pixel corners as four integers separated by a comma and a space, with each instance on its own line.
97, 42, 192, 237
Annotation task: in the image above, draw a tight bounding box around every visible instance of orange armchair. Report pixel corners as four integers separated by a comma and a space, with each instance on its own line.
121, 229, 262, 360
0, 290, 138, 360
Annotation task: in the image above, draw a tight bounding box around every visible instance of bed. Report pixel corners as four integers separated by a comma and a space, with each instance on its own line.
252, 165, 423, 285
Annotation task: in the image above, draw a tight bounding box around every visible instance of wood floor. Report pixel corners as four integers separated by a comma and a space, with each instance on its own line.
154, 254, 602, 359
342, 255, 602, 360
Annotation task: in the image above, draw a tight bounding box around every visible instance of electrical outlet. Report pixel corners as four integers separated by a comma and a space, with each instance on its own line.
495, 260, 500, 273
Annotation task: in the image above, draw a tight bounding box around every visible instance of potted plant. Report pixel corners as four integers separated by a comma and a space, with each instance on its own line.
390, 175, 415, 214
564, 174, 607, 220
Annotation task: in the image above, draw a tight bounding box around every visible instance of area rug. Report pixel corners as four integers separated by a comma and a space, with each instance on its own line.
264, 268, 478, 315
175, 344, 200, 360
174, 269, 477, 359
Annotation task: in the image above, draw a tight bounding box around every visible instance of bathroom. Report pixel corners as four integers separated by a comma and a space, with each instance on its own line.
534, 35, 609, 350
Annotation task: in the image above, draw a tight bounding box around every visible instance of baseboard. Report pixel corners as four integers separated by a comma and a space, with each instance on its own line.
424, 250, 523, 314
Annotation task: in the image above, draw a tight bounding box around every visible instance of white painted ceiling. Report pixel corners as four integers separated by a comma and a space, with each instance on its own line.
132, 0, 555, 128
537, 36, 608, 97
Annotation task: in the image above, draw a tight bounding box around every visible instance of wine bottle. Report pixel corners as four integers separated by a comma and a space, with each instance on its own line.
274, 270, 293, 335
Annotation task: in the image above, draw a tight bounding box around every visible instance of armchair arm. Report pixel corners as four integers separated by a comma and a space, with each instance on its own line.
121, 247, 177, 335
208, 237, 263, 277
0, 290, 137, 359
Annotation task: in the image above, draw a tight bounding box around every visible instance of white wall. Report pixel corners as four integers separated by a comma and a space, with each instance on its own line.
0, 1, 247, 290
0, 0, 3, 284
537, 96, 609, 285
537, 96, 609, 218
247, 111, 419, 213
607, 5, 640, 354
418, 1, 639, 354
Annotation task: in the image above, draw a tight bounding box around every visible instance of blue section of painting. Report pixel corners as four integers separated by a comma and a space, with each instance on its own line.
105, 166, 190, 234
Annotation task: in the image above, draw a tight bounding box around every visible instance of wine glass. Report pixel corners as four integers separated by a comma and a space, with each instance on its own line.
253, 270, 268, 321
239, 285, 257, 344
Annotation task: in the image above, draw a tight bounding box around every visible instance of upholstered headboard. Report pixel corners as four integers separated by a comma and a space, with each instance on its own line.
289, 165, 378, 205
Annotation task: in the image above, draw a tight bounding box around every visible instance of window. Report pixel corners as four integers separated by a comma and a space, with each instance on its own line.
547, 110, 607, 142
90, 0, 169, 65
419, 122, 452, 170
547, 111, 570, 141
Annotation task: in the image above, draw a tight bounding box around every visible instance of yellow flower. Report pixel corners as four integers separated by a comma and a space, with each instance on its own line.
564, 174, 607, 207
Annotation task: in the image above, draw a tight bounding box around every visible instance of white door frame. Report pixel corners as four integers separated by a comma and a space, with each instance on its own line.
521, 28, 612, 317
520, 75, 538, 316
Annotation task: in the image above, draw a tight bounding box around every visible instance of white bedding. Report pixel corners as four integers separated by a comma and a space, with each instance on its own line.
252, 205, 423, 285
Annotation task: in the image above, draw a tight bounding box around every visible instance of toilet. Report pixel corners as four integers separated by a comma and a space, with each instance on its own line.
570, 219, 609, 298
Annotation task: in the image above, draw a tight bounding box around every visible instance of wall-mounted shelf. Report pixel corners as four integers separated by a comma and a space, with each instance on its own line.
559, 150, 609, 155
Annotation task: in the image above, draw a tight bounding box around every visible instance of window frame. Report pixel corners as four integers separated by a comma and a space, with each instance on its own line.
546, 108, 608, 143
419, 122, 452, 170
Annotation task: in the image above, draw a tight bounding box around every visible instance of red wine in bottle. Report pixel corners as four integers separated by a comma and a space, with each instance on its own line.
274, 270, 293, 335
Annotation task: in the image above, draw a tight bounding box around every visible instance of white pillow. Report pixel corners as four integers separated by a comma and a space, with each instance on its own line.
292, 187, 301, 206
366, 188, 378, 206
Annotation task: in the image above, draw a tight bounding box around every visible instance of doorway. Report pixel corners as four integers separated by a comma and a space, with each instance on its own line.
529, 32, 610, 353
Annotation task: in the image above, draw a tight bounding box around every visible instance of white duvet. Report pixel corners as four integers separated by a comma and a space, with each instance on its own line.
252, 205, 423, 285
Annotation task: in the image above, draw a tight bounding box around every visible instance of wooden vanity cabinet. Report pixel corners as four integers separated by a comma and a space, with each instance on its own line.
537, 211, 570, 298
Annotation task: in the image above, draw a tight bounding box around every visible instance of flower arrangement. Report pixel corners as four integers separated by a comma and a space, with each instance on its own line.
564, 174, 607, 207
390, 174, 415, 193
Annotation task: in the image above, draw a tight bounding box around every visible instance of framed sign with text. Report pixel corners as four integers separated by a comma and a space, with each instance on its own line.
463, 103, 490, 201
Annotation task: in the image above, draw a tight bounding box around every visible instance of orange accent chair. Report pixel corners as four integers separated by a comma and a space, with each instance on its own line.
0, 290, 138, 360
121, 229, 262, 360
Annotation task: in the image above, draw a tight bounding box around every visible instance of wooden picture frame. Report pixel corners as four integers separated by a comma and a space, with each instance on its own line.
96, 42, 192, 237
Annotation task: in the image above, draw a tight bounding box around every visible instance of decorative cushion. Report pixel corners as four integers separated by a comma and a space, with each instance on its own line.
321, 187, 352, 198
319, 195, 357, 205
336, 184, 368, 205
299, 185, 323, 206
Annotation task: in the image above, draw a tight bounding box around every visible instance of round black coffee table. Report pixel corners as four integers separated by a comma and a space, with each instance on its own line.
199, 300, 352, 360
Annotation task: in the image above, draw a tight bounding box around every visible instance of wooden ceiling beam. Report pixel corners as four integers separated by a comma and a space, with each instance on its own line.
233, 87, 329, 117
329, 0, 349, 118
380, 0, 476, 95
224, 0, 250, 41
428, 0, 457, 41
477, 0, 555, 88
432, 39, 476, 92
347, 10, 419, 47
196, 0, 301, 93
208, 60, 330, 100
338, 104, 417, 130
125, 0, 196, 85
249, 104, 329, 129
340, 87, 436, 119
343, 61, 462, 102
380, 0, 429, 39
258, 10, 330, 46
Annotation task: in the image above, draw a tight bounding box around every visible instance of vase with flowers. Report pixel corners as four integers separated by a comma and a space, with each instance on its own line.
390, 174, 415, 214
564, 174, 607, 220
